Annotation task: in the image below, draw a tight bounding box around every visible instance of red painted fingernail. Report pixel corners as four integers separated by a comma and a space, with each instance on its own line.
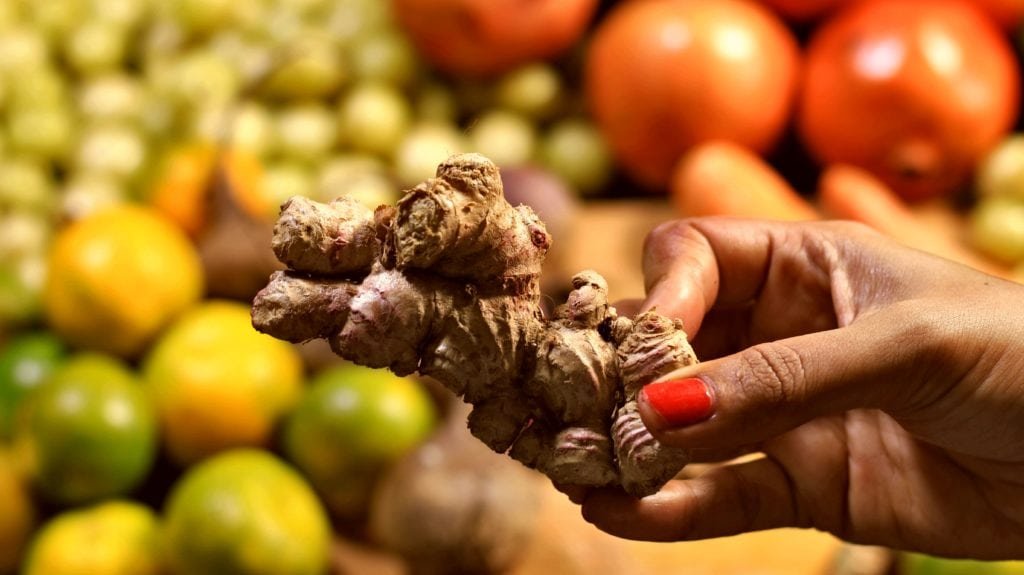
640, 378, 713, 428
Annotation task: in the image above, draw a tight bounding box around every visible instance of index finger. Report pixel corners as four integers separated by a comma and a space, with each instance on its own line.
641, 218, 779, 334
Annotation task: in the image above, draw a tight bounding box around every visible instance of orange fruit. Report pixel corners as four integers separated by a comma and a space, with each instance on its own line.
584, 0, 800, 190
148, 144, 270, 239
283, 364, 436, 519
0, 448, 35, 574
44, 204, 204, 358
142, 301, 303, 466
13, 353, 157, 506
392, 0, 599, 77
21, 500, 161, 575
162, 449, 331, 575
798, 0, 1020, 202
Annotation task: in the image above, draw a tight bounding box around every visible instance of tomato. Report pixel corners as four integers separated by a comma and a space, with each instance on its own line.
758, 0, 849, 23
392, 0, 599, 77
798, 0, 1020, 202
584, 0, 800, 191
969, 0, 1024, 28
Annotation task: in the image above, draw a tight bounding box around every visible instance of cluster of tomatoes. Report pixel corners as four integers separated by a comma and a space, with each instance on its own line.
583, 0, 1022, 203
401, 0, 1022, 203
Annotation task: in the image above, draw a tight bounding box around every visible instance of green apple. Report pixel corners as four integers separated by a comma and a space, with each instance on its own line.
969, 196, 1024, 264
77, 74, 147, 125
59, 172, 127, 220
261, 33, 346, 100
393, 122, 467, 188
348, 30, 419, 87
0, 159, 56, 215
976, 135, 1024, 202
263, 161, 315, 209
63, 20, 128, 76
74, 124, 147, 184
540, 118, 613, 195
338, 82, 411, 157
275, 103, 338, 163
0, 212, 51, 263
467, 109, 536, 168
8, 106, 76, 163
317, 154, 399, 209
0, 28, 49, 75
495, 63, 564, 120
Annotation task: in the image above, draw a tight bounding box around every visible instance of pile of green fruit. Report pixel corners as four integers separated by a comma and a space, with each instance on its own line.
0, 0, 613, 330
1, 312, 438, 574
0, 1, 610, 572
969, 135, 1024, 279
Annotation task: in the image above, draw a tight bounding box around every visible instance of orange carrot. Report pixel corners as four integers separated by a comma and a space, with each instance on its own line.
818, 163, 1009, 277
669, 141, 820, 221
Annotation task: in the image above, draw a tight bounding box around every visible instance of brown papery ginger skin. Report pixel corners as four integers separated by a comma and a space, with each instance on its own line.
252, 153, 698, 497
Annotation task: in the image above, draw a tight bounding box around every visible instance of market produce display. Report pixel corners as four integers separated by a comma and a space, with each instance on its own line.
2, 0, 1024, 573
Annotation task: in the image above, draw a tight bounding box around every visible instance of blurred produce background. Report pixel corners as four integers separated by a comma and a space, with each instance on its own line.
2, 0, 1024, 573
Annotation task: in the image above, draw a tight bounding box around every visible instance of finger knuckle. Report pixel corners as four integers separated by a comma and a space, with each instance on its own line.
721, 465, 764, 529
644, 220, 692, 254
736, 343, 807, 407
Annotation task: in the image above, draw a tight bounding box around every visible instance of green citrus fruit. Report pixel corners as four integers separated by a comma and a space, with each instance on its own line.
21, 500, 161, 575
0, 330, 66, 439
0, 260, 43, 328
44, 204, 203, 358
13, 353, 157, 505
163, 449, 331, 575
142, 300, 303, 466
901, 553, 1024, 574
0, 447, 35, 575
283, 363, 436, 518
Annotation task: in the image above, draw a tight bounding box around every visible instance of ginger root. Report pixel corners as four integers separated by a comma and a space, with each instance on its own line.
251, 153, 697, 497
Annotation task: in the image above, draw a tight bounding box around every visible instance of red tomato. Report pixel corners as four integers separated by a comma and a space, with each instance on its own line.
758, 0, 850, 23
970, 0, 1024, 28
584, 0, 799, 191
391, 0, 599, 77
798, 0, 1020, 202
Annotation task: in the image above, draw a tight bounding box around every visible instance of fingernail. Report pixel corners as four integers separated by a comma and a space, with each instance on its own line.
640, 377, 713, 428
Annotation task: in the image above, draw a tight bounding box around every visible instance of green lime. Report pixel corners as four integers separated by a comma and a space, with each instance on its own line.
13, 353, 157, 506
901, 552, 1024, 575
0, 331, 66, 439
163, 449, 331, 575
283, 363, 436, 518
0, 261, 43, 328
21, 500, 161, 575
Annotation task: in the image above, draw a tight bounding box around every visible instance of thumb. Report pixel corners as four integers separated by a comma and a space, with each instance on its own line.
637, 313, 936, 450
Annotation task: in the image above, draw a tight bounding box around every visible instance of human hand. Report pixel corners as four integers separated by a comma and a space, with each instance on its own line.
580, 218, 1024, 560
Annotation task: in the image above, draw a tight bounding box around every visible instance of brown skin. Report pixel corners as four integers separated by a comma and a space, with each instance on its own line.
370, 401, 541, 575
251, 153, 697, 497
580, 218, 1024, 560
